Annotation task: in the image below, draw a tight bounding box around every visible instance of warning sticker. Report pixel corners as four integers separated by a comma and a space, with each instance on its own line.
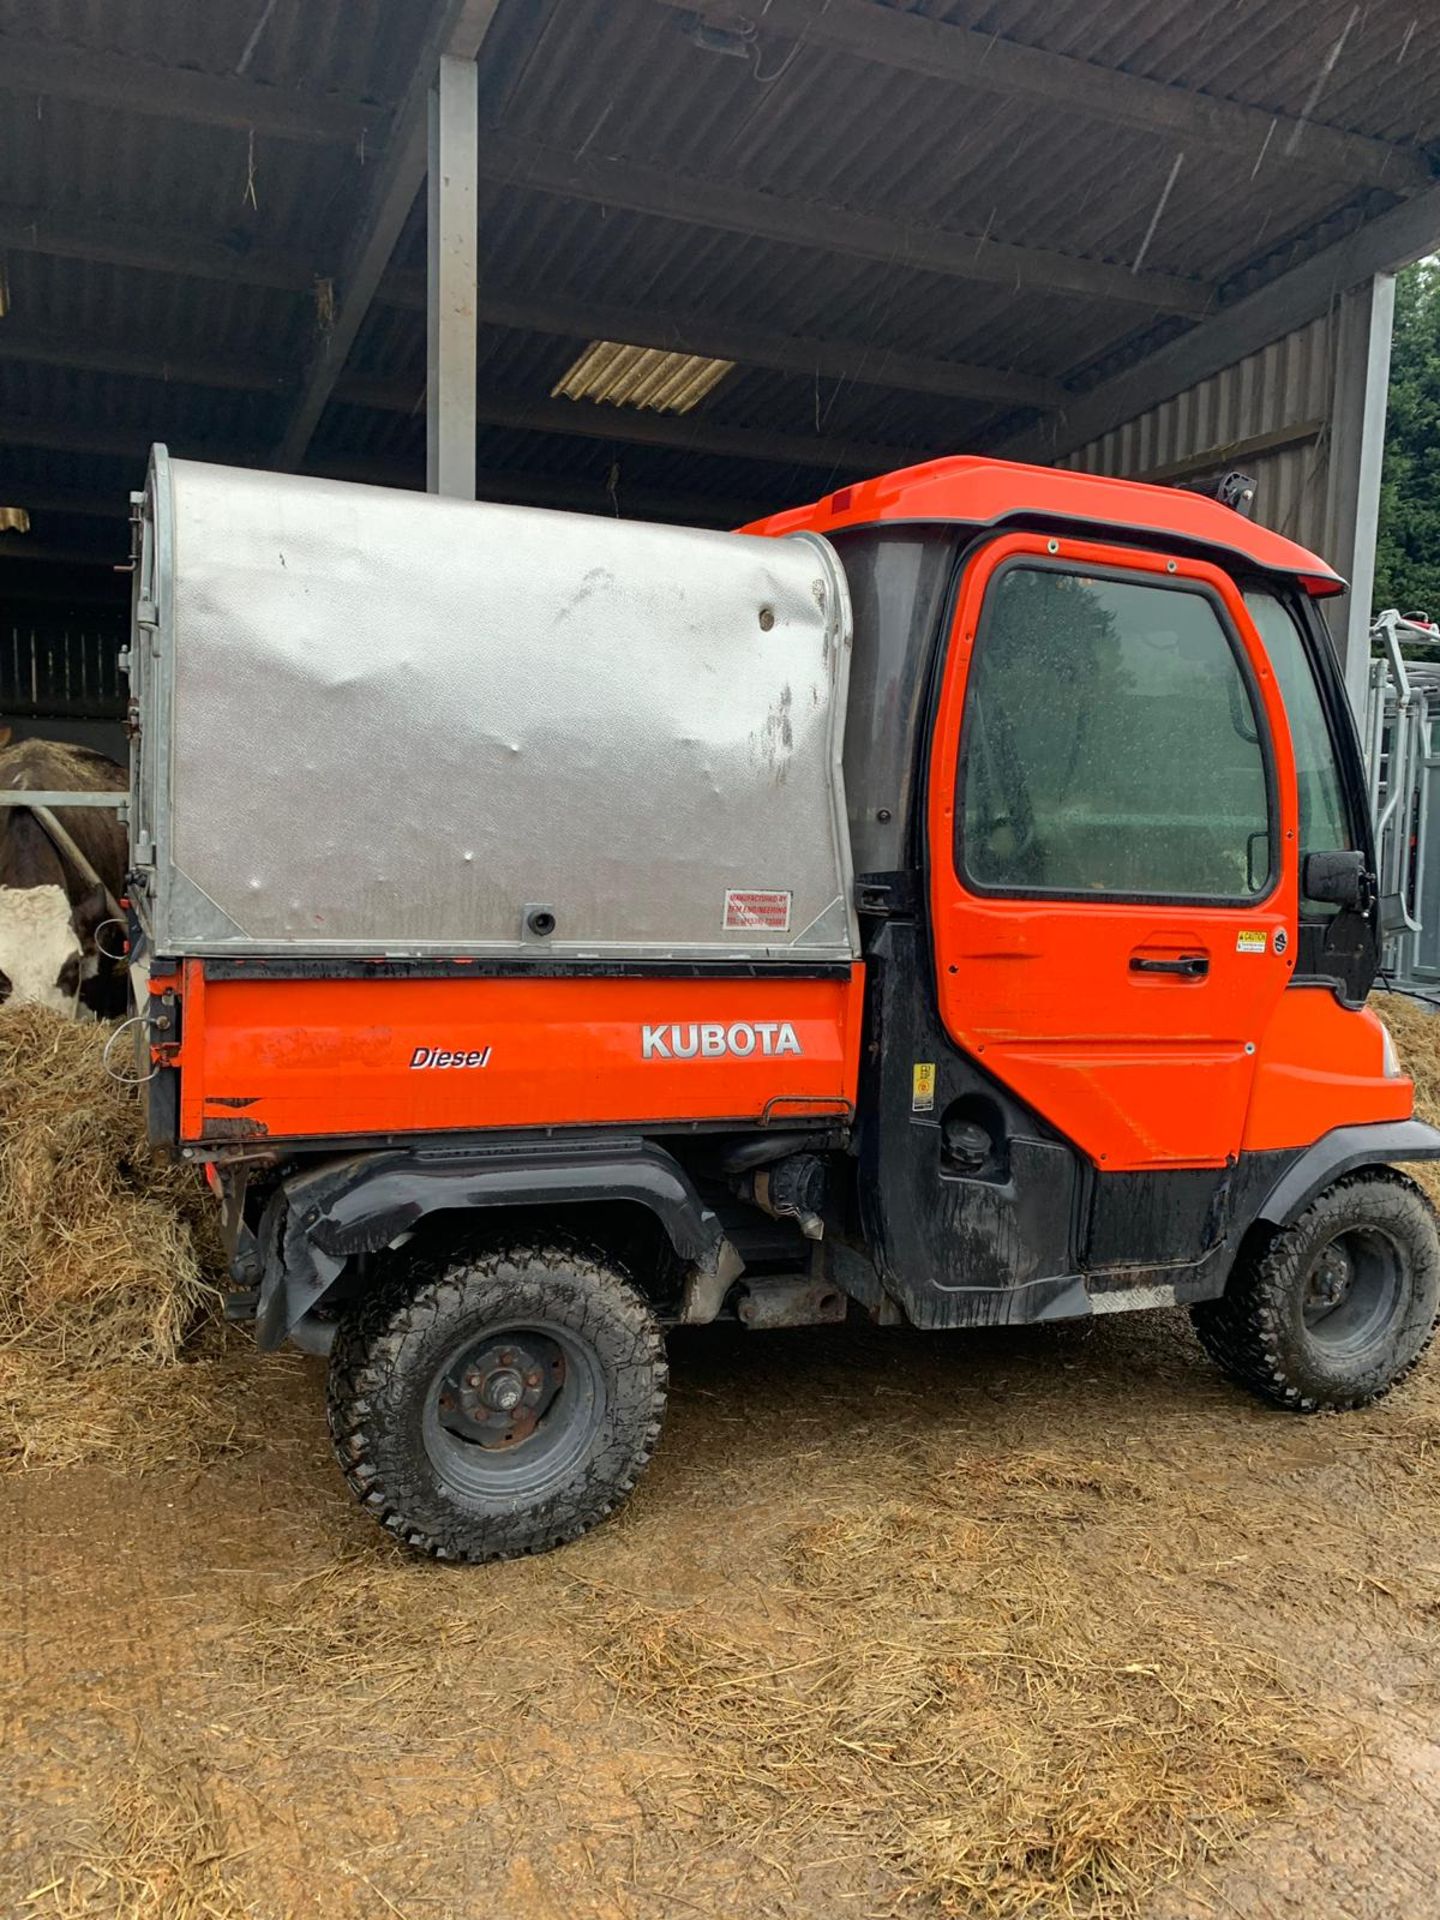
912, 1062, 936, 1113
1236, 929, 1267, 954
724, 889, 792, 932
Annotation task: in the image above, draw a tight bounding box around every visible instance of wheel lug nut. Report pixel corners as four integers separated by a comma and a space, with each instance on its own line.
526, 1370, 541, 1388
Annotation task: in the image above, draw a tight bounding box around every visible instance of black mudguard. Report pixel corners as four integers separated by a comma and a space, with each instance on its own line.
255, 1138, 732, 1351
1253, 1119, 1440, 1229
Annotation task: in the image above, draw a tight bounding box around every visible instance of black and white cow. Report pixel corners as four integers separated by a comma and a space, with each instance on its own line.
0, 731, 128, 1017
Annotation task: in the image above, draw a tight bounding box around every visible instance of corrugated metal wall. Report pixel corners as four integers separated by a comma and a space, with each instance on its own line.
1061, 315, 1336, 558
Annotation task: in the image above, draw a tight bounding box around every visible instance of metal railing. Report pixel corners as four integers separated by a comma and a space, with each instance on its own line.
1366, 610, 1440, 989
1, 619, 126, 720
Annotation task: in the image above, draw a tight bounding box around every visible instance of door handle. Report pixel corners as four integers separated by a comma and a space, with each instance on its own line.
1130, 954, 1209, 978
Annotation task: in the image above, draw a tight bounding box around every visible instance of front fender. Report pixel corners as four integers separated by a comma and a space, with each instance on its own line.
255, 1138, 736, 1351
1254, 1119, 1440, 1229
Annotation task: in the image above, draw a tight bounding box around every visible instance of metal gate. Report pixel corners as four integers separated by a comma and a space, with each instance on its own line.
1, 617, 127, 720
1366, 611, 1440, 991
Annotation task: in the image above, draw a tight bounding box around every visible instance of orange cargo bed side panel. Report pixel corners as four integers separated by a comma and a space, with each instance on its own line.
175, 967, 866, 1145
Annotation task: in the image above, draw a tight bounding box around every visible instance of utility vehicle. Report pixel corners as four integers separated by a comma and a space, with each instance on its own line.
126, 448, 1440, 1560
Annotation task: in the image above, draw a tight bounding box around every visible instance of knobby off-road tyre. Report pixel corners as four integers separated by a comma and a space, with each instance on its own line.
1191, 1170, 1440, 1412
327, 1242, 668, 1561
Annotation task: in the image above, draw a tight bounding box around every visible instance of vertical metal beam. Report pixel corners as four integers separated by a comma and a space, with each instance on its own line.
1323, 274, 1396, 711
274, 0, 500, 473
427, 54, 478, 498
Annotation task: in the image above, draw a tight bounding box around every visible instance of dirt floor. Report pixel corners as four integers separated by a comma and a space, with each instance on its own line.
6, 1310, 1440, 1920
7, 1005, 1440, 1918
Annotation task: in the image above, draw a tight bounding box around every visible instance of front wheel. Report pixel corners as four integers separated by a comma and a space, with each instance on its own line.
1192, 1170, 1440, 1412
327, 1241, 668, 1561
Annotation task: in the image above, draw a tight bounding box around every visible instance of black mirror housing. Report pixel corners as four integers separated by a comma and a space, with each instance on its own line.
1303, 849, 1368, 912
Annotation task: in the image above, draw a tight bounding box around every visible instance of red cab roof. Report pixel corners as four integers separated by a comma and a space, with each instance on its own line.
740, 454, 1343, 590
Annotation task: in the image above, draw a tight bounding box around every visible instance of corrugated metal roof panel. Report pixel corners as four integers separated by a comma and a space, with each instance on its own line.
490, 0, 1386, 283
958, 0, 1440, 147
0, 360, 284, 453
450, 186, 1127, 376
1, 251, 309, 363
0, 0, 413, 106
0, 98, 370, 261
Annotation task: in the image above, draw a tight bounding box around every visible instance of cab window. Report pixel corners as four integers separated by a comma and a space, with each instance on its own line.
958, 564, 1272, 901
1243, 589, 1354, 918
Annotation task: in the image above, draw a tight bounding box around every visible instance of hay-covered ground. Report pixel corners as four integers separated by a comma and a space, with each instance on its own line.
4, 997, 1440, 1919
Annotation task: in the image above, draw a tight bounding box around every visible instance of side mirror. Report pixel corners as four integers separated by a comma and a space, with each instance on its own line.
1302, 849, 1368, 912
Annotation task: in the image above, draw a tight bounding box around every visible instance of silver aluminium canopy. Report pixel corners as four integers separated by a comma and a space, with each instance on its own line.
129, 450, 856, 963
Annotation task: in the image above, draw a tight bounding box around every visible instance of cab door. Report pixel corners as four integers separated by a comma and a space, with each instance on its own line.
928, 533, 1299, 1172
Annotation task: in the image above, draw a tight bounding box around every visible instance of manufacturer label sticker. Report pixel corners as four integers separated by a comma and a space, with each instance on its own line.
1273, 927, 1289, 956
912, 1062, 936, 1112
724, 889, 792, 932
1236, 929, 1267, 955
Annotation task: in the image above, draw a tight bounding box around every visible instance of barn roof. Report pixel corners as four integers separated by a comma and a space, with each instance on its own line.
1, 0, 1439, 614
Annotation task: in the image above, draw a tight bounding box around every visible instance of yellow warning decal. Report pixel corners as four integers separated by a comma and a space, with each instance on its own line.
912, 1062, 936, 1112
1236, 929, 1266, 954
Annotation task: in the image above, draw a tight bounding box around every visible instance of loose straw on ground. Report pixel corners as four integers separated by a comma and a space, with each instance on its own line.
0, 1004, 225, 1470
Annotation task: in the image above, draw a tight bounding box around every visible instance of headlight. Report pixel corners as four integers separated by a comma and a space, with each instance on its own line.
1379, 1019, 1403, 1080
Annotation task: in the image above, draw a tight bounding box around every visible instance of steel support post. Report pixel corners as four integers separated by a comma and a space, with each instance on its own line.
1324, 273, 1396, 713
426, 54, 478, 499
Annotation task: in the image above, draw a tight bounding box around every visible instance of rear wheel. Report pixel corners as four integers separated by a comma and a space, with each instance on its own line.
1191, 1170, 1440, 1411
327, 1241, 668, 1561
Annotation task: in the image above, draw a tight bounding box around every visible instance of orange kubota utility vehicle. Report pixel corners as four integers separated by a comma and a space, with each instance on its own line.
127, 447, 1440, 1561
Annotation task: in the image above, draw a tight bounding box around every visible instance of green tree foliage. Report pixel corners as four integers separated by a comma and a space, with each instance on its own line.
1376, 258, 1440, 617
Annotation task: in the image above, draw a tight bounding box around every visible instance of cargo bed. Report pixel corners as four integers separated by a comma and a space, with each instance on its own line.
128, 450, 857, 966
